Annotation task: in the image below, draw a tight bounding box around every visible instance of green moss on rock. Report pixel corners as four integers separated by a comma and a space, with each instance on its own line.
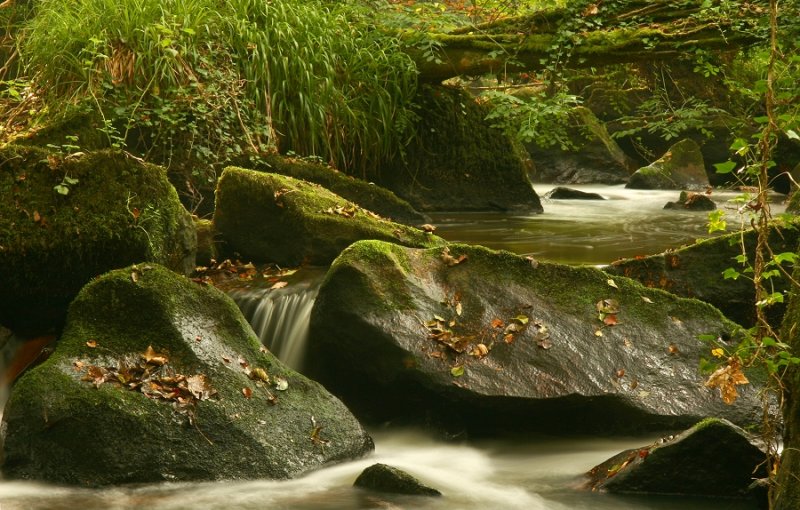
213, 167, 446, 265
1, 264, 373, 486
0, 146, 196, 335
194, 217, 218, 266
380, 85, 543, 212
626, 139, 709, 190
236, 153, 427, 225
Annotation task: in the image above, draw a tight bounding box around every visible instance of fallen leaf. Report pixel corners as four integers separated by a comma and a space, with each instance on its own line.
705, 358, 749, 404
711, 348, 725, 358
470, 343, 489, 358
143, 345, 168, 366
594, 329, 604, 337
537, 337, 552, 349
86, 340, 97, 348
455, 301, 463, 316
250, 367, 270, 384
33, 210, 41, 223
274, 376, 289, 391
131, 271, 139, 283
242, 387, 253, 398
504, 333, 515, 343
186, 374, 216, 400
668, 344, 680, 355
607, 279, 619, 289
615, 368, 625, 378
641, 296, 654, 304
491, 318, 504, 328
512, 315, 529, 325
450, 365, 465, 377
420, 223, 436, 233
603, 314, 618, 326
270, 281, 288, 290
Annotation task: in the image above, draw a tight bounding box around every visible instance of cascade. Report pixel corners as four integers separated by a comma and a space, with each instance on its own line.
227, 269, 325, 371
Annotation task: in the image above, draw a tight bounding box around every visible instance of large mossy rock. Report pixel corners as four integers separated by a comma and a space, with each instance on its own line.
380, 85, 542, 212
0, 146, 196, 335
213, 167, 445, 266
307, 241, 762, 435
238, 153, 427, 225
626, 139, 709, 191
0, 264, 373, 487
775, 262, 800, 510
605, 221, 800, 328
585, 418, 766, 499
526, 107, 638, 184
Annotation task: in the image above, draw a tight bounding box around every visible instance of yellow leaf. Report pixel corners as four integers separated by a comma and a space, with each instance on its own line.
711, 348, 725, 358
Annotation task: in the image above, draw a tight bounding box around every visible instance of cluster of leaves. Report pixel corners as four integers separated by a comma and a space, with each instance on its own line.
193, 259, 298, 292
75, 345, 216, 426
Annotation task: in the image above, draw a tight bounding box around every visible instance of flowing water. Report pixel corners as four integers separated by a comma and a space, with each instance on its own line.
0, 184, 774, 509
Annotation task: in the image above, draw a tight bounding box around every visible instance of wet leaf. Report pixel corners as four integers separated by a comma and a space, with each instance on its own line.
491, 318, 504, 328
470, 343, 489, 358
270, 281, 288, 290
705, 358, 749, 404
242, 387, 253, 398
603, 314, 618, 326
512, 315, 529, 325
450, 365, 465, 377
504, 333, 515, 343
607, 279, 618, 289
143, 345, 168, 366
250, 367, 270, 384
504, 323, 522, 334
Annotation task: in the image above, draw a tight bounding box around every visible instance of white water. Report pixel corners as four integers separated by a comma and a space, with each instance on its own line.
227, 268, 326, 371
0, 428, 758, 509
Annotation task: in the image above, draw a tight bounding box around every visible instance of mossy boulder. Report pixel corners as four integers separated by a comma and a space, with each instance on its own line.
585, 418, 766, 499
605, 221, 800, 328
0, 264, 373, 487
0, 146, 195, 336
626, 139, 709, 190
544, 186, 605, 200
237, 153, 428, 225
213, 167, 445, 266
526, 107, 638, 184
775, 262, 800, 510
354, 463, 442, 497
194, 217, 219, 266
380, 85, 542, 212
307, 241, 762, 435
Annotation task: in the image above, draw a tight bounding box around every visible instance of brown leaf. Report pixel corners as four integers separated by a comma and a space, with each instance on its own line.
668, 344, 680, 355
143, 345, 168, 366
270, 281, 288, 290
705, 358, 750, 404
491, 318, 504, 329
186, 374, 215, 400
33, 210, 41, 223
603, 314, 619, 326
537, 337, 552, 350
242, 387, 253, 398
615, 368, 625, 378
86, 340, 97, 348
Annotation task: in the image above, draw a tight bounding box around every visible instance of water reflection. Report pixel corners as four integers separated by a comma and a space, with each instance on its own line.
429, 185, 788, 265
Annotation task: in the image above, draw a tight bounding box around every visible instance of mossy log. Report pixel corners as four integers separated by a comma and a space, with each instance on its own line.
411, 0, 769, 82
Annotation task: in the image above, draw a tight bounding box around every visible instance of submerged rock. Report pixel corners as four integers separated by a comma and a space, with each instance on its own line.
662, 191, 716, 211
381, 85, 543, 212
605, 220, 800, 328
213, 167, 445, 265
308, 241, 762, 435
544, 186, 605, 200
585, 418, 766, 500
627, 139, 709, 191
354, 463, 442, 496
0, 146, 196, 336
1, 264, 373, 486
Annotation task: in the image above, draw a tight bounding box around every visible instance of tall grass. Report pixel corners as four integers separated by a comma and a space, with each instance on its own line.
18, 0, 418, 177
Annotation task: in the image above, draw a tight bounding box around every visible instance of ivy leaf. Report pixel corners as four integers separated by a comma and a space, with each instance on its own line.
714, 160, 737, 174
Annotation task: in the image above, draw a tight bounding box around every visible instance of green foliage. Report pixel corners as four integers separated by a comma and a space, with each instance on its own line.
15, 0, 419, 194
482, 89, 580, 149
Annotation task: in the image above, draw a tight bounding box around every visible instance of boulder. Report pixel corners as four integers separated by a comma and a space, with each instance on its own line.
194, 217, 219, 266
0, 264, 373, 486
544, 187, 605, 200
213, 167, 446, 266
527, 107, 638, 184
605, 220, 800, 328
354, 463, 442, 497
380, 85, 543, 212
774, 263, 800, 510
585, 418, 766, 499
234, 153, 428, 225
0, 146, 196, 336
626, 139, 709, 191
307, 241, 763, 435
662, 191, 716, 211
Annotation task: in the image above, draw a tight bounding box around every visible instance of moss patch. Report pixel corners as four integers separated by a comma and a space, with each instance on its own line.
380, 85, 542, 212
0, 146, 195, 335
213, 167, 445, 265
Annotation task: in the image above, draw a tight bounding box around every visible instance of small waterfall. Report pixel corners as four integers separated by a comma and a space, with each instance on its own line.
228, 269, 325, 371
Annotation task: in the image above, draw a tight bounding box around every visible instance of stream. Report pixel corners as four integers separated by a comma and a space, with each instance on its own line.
0, 184, 775, 509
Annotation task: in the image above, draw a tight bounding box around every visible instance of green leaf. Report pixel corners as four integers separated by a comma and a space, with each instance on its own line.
722, 268, 740, 280
450, 365, 464, 377
714, 160, 737, 174
54, 184, 70, 195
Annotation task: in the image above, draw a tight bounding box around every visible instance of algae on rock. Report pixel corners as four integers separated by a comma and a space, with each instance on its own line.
213, 167, 445, 266
626, 139, 710, 190
0, 264, 373, 486
0, 146, 196, 335
380, 85, 542, 212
